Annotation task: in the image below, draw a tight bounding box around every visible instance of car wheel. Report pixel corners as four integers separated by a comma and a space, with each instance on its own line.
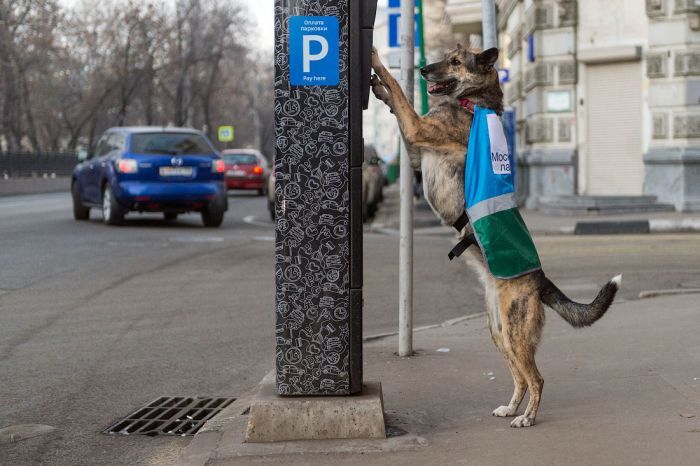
102, 183, 124, 225
257, 188, 265, 196
164, 212, 178, 221
72, 181, 90, 220
201, 205, 224, 227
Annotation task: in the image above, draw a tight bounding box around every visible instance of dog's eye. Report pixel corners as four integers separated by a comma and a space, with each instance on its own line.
450, 58, 461, 66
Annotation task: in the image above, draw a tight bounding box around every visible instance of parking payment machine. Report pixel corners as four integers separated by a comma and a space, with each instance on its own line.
274, 0, 377, 395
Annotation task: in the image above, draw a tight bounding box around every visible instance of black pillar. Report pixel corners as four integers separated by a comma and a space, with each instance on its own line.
274, 0, 376, 395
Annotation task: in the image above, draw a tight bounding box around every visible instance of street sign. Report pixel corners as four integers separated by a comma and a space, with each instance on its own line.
388, 0, 418, 7
388, 13, 420, 48
218, 126, 234, 142
289, 16, 340, 86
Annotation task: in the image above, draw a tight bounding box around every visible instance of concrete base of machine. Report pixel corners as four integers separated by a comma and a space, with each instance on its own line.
245, 381, 386, 442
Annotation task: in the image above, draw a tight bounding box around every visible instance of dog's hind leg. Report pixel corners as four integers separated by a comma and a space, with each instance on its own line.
499, 285, 545, 427
492, 353, 528, 417
509, 346, 544, 427
480, 274, 528, 417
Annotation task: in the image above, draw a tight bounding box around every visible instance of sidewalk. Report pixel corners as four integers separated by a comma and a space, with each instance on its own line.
0, 177, 69, 197
370, 184, 700, 235
178, 292, 700, 465
174, 185, 700, 465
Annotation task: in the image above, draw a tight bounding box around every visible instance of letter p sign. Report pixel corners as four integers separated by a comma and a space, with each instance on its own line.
289, 16, 339, 86
303, 35, 329, 72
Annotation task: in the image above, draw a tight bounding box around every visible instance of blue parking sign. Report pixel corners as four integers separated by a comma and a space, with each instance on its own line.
388, 13, 421, 48
388, 0, 418, 7
289, 16, 339, 86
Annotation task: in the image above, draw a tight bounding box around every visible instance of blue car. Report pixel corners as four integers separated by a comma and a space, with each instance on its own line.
71, 127, 228, 227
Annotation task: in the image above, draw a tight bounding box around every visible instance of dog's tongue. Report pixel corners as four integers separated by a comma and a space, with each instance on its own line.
428, 82, 450, 94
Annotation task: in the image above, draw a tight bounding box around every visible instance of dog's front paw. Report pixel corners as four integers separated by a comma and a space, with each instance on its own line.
510, 415, 535, 428
492, 405, 517, 417
371, 75, 393, 108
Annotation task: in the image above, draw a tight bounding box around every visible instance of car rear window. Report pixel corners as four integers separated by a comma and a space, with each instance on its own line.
223, 154, 258, 165
130, 133, 213, 155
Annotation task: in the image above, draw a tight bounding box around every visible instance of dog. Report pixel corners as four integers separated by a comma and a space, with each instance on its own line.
370, 45, 621, 427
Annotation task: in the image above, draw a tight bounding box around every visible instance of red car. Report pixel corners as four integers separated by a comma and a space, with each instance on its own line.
221, 149, 270, 195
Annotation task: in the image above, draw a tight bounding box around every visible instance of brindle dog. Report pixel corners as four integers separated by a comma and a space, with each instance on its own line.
371, 45, 621, 427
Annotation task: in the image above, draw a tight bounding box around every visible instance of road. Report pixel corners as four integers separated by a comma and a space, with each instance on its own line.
1, 192, 699, 465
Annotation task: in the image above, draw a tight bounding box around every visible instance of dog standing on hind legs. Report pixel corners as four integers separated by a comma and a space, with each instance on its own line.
370, 45, 621, 427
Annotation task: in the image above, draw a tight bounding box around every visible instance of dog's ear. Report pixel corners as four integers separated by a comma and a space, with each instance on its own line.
456, 43, 464, 50
476, 48, 499, 69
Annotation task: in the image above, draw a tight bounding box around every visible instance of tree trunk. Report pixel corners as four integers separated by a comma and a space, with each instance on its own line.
19, 68, 40, 150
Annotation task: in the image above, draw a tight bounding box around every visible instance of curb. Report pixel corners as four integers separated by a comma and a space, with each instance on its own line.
363, 312, 484, 343
573, 218, 700, 235
367, 224, 453, 237
638, 288, 700, 299
370, 219, 700, 237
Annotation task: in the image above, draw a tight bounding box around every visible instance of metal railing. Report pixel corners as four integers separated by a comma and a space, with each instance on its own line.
0, 151, 79, 178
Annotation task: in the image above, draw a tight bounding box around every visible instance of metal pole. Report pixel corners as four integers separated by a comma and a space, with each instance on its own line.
398, 0, 415, 357
416, 0, 429, 115
480, 0, 498, 50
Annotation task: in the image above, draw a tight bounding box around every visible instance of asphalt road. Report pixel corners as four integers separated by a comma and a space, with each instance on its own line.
1, 192, 699, 465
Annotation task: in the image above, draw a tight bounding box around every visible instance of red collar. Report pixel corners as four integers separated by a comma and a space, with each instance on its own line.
459, 98, 475, 114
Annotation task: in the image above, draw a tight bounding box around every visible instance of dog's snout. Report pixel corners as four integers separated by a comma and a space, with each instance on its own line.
420, 66, 429, 77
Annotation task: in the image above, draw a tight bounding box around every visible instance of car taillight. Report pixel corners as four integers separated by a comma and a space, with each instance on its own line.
212, 159, 226, 173
116, 159, 138, 174
253, 166, 263, 175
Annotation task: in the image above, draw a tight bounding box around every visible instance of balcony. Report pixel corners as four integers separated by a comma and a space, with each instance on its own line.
445, 0, 483, 37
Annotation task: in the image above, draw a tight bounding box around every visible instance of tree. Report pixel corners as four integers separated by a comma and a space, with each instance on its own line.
0, 0, 271, 153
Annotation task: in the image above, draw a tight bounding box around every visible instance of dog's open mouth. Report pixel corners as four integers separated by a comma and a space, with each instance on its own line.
427, 79, 456, 95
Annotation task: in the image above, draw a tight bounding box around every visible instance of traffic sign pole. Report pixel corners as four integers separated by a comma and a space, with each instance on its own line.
481, 0, 498, 50
398, 0, 415, 358
416, 0, 428, 115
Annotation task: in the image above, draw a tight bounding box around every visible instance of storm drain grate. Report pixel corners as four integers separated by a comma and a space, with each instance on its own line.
103, 396, 236, 437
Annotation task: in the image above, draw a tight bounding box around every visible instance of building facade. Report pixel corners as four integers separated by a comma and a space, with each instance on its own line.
444, 0, 700, 211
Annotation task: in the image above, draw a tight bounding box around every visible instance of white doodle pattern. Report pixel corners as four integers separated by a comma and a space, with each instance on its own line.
274, 0, 352, 395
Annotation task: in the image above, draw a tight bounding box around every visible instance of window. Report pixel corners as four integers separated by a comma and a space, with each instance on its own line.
95, 135, 112, 157
109, 133, 126, 152
130, 133, 214, 155
222, 153, 259, 165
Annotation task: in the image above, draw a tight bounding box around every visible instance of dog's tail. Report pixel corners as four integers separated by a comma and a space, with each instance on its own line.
540, 274, 622, 328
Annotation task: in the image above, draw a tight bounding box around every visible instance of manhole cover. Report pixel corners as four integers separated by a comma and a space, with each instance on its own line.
103, 396, 235, 437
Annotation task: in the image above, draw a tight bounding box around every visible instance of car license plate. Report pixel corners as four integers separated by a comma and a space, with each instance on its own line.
160, 166, 193, 177
227, 170, 246, 177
